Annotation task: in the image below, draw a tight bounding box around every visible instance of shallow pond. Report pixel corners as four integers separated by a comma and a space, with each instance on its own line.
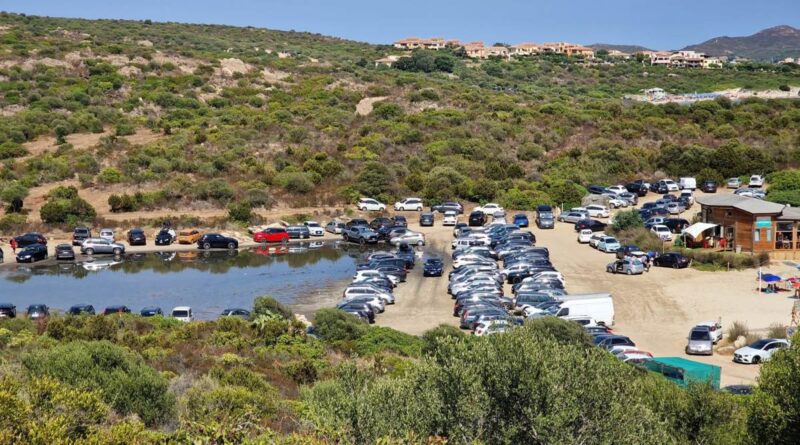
0, 242, 384, 319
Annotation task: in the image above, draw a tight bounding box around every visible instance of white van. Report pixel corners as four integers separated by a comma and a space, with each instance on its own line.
679, 177, 696, 190
749, 175, 764, 188
171, 306, 193, 322
554, 293, 615, 326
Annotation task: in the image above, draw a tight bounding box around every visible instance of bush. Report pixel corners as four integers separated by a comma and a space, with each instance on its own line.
611, 209, 644, 232
672, 248, 770, 270
40, 187, 97, 224
766, 324, 788, 339
252, 296, 293, 320
727, 321, 750, 342
227, 201, 253, 223
313, 308, 367, 343
97, 167, 123, 184
0, 213, 27, 232
0, 141, 27, 159
354, 326, 423, 357
421, 324, 465, 356
21, 340, 175, 426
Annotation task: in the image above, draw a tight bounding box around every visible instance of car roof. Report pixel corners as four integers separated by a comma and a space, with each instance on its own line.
173, 306, 192, 311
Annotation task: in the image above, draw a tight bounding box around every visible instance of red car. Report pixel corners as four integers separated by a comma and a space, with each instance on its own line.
253, 228, 290, 243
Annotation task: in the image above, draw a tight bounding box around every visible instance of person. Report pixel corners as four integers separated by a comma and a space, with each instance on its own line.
643, 255, 651, 272
9, 237, 16, 254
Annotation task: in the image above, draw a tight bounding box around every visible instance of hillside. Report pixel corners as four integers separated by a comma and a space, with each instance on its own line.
683, 25, 800, 60
0, 13, 799, 232
588, 43, 652, 54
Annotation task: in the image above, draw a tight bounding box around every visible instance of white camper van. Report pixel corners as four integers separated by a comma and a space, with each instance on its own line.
554, 293, 615, 326
679, 177, 697, 190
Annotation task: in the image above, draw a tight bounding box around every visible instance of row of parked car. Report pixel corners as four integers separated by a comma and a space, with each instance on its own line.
0, 302, 251, 322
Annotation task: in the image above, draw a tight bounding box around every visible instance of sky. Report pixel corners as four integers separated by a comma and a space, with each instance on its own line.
3, 0, 800, 50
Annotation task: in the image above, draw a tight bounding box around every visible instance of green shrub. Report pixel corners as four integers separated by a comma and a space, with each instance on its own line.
421, 324, 465, 356
252, 296, 294, 320
227, 201, 253, 223
313, 308, 367, 343
97, 167, 123, 184
0, 141, 27, 159
611, 209, 644, 232
40, 187, 97, 224
0, 213, 27, 232
355, 326, 423, 357
21, 340, 175, 426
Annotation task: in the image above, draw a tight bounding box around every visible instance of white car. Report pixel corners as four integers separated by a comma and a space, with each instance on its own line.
604, 197, 626, 209
727, 177, 742, 189
303, 221, 325, 236
390, 231, 425, 246
393, 197, 423, 211
474, 319, 511, 336
99, 228, 115, 242
696, 320, 723, 343
679, 191, 694, 205
651, 225, 672, 241
734, 338, 789, 364
343, 286, 394, 305
749, 175, 764, 188
577, 229, 593, 243
325, 220, 345, 234
442, 211, 458, 226
663, 179, 680, 192
476, 203, 505, 217
584, 205, 610, 218
606, 185, 627, 195
357, 198, 386, 212
589, 232, 606, 248
171, 306, 193, 322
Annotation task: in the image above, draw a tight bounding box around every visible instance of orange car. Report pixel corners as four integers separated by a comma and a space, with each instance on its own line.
177, 229, 202, 244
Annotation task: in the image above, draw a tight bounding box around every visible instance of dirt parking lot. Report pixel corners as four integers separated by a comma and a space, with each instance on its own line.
376, 196, 797, 387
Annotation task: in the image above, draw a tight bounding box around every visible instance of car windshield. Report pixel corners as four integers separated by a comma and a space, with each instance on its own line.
749, 339, 771, 349
690, 330, 710, 340
173, 310, 190, 317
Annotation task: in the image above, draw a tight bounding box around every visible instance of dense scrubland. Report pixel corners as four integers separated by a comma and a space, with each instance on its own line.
1, 13, 800, 230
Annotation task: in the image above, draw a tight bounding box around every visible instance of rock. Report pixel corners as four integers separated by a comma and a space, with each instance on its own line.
716, 345, 735, 355
733, 335, 747, 348
219, 58, 251, 77
137, 39, 153, 47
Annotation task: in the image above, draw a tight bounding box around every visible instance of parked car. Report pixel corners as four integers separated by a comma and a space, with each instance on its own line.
394, 197, 424, 211
55, 243, 75, 261
127, 228, 147, 246
221, 308, 251, 318
443, 211, 458, 226
606, 185, 627, 195
26, 304, 49, 320
72, 227, 91, 246
155, 229, 175, 245
68, 304, 95, 315
587, 185, 607, 195
16, 244, 48, 263
558, 211, 589, 224
357, 198, 386, 212
606, 258, 644, 275
198, 233, 239, 249
589, 232, 606, 248
286, 225, 311, 239
696, 320, 723, 343
103, 305, 131, 315
584, 205, 610, 218
653, 252, 690, 268
597, 236, 621, 253
420, 212, 435, 226
171, 306, 193, 322
475, 203, 505, 217
626, 181, 649, 197
575, 219, 607, 232
749, 175, 764, 188
536, 205, 555, 229
513, 214, 529, 227
468, 211, 486, 227
392, 215, 408, 227
99, 228, 115, 242
325, 220, 346, 234
345, 218, 369, 229
663, 218, 690, 234
0, 303, 17, 318
15, 232, 47, 248
577, 229, 593, 243
140, 307, 163, 317
651, 225, 673, 241
303, 221, 325, 236
679, 177, 697, 190
81, 238, 125, 255
390, 231, 425, 246
254, 228, 290, 243
423, 257, 444, 277
686, 326, 714, 355
431, 201, 464, 214
734, 338, 789, 364
727, 177, 742, 189
700, 179, 717, 193
343, 226, 379, 244
177, 229, 202, 244
666, 202, 685, 215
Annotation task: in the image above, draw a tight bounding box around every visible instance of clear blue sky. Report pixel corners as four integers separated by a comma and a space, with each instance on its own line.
3, 0, 799, 50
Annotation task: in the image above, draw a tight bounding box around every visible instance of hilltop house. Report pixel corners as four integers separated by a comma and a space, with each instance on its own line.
511, 42, 541, 56
393, 37, 459, 50
644, 50, 722, 69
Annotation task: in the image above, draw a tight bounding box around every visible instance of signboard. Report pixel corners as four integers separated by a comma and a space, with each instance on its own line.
755, 217, 772, 229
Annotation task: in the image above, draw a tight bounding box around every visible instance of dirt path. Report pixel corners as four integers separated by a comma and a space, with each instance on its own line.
20, 128, 163, 160
355, 96, 387, 116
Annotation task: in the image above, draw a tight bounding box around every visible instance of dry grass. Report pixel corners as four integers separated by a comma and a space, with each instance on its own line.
727, 321, 750, 342
766, 323, 788, 339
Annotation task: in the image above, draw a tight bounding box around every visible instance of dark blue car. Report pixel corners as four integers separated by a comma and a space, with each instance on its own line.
513, 214, 529, 227
423, 258, 444, 277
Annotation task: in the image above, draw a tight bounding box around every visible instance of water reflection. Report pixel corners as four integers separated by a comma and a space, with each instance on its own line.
0, 242, 387, 319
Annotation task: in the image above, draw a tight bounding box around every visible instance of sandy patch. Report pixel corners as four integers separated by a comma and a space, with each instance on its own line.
355, 96, 387, 116
219, 58, 251, 77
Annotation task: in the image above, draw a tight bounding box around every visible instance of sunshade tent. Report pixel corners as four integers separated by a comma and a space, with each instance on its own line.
682, 222, 718, 240
760, 273, 782, 283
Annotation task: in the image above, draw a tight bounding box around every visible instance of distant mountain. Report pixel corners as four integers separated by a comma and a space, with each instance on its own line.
683, 25, 800, 61
588, 43, 652, 54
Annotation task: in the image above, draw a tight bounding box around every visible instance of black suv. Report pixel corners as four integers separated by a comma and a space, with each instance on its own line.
663, 218, 690, 233
345, 218, 369, 230
419, 212, 434, 226
128, 228, 147, 246
16, 232, 47, 248
197, 233, 239, 249
0, 303, 16, 318
587, 185, 607, 195
700, 179, 717, 193
68, 304, 95, 315
626, 181, 649, 197
72, 227, 91, 246
468, 211, 486, 227
155, 229, 174, 245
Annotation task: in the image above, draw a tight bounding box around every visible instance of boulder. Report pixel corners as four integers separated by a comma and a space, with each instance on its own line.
733, 335, 747, 348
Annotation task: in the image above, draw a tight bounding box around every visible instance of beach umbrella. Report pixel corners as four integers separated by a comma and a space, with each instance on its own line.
761, 273, 782, 283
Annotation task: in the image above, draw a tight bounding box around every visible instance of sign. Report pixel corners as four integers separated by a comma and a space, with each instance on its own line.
755, 219, 772, 229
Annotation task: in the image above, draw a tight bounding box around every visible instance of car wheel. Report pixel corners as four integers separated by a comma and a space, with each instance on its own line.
203, 243, 211, 250
626, 269, 632, 275
752, 356, 761, 364
227, 242, 235, 249
417, 240, 424, 246
112, 248, 121, 255
85, 248, 94, 255
359, 238, 366, 245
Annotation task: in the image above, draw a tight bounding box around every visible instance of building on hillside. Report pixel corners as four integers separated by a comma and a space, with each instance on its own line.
564, 45, 595, 58
648, 51, 673, 66
393, 37, 459, 50
463, 41, 486, 58
510, 42, 540, 56
606, 49, 632, 59
485, 45, 510, 58
693, 194, 800, 258
538, 42, 594, 58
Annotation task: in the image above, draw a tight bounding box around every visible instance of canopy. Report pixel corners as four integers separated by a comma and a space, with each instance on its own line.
761, 273, 782, 283
682, 223, 718, 241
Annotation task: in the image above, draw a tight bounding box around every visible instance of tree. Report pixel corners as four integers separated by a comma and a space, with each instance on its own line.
747, 336, 800, 444
356, 161, 393, 199
0, 182, 28, 213
612, 209, 644, 232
